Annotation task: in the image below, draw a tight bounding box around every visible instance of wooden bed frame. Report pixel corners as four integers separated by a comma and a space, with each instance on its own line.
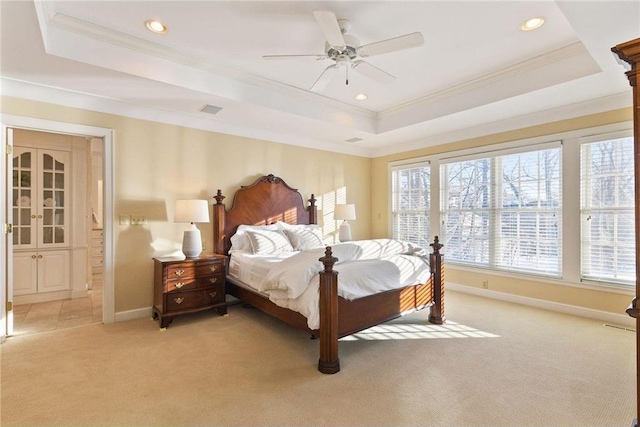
212, 174, 445, 374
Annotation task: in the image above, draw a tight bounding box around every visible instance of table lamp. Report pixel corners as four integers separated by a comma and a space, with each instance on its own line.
175, 199, 210, 257
334, 204, 356, 242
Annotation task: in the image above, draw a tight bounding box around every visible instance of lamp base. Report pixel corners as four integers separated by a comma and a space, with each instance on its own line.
338, 221, 352, 242
182, 224, 203, 258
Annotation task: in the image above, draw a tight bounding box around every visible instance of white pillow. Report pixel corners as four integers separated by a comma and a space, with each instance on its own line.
229, 224, 279, 252
245, 229, 294, 255
277, 221, 324, 251
283, 228, 324, 251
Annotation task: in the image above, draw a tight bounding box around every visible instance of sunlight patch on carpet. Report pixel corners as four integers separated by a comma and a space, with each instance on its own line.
340, 321, 500, 341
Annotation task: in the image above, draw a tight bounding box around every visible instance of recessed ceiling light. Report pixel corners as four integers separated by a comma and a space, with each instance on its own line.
521, 17, 545, 31
354, 93, 368, 101
145, 19, 168, 34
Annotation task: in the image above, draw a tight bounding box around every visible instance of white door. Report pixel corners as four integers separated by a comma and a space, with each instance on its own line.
1, 127, 15, 339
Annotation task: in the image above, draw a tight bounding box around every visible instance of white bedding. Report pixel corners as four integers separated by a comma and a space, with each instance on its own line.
229, 239, 431, 330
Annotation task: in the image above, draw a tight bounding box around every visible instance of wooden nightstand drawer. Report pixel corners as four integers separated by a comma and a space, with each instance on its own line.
165, 260, 224, 281
153, 254, 228, 328
166, 273, 225, 292
165, 287, 224, 312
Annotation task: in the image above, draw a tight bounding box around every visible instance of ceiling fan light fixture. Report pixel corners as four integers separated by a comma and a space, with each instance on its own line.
521, 17, 545, 31
354, 93, 368, 101
145, 19, 168, 34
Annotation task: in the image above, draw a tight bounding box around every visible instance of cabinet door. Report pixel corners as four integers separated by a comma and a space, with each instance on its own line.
38, 150, 69, 248
12, 148, 70, 249
37, 250, 70, 293
13, 252, 38, 296
12, 148, 36, 250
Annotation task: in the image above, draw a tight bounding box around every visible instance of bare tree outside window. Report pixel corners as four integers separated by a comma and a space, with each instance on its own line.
441, 146, 562, 276
392, 164, 430, 248
581, 137, 635, 284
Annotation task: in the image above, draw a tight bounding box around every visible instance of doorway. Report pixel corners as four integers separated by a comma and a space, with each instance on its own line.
1, 115, 114, 341
11, 130, 103, 335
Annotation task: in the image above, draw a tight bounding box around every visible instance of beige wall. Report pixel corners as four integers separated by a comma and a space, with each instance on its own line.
2, 95, 634, 319
2, 96, 371, 313
371, 108, 634, 317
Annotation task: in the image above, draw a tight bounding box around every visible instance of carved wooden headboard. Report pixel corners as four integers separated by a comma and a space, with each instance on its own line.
212, 174, 317, 255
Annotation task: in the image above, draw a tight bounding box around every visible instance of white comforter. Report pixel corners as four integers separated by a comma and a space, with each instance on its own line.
255, 239, 431, 329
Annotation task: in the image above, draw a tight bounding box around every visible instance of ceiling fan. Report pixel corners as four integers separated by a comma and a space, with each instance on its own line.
263, 10, 424, 92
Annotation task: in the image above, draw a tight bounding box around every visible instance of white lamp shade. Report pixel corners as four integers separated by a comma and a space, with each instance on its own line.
174, 199, 210, 223
334, 204, 356, 221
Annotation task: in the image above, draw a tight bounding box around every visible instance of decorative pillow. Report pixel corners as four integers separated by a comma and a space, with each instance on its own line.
277, 221, 324, 251
230, 224, 278, 252
245, 229, 294, 255
283, 228, 324, 251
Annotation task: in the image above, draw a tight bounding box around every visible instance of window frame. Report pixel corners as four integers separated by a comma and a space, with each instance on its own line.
388, 157, 433, 248
387, 122, 634, 293
579, 130, 635, 286
439, 141, 563, 277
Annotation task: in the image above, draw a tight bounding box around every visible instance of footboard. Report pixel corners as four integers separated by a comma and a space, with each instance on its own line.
317, 237, 445, 374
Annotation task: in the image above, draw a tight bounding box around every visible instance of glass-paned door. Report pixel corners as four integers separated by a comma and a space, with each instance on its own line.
12, 147, 69, 250
40, 151, 68, 246
12, 148, 35, 249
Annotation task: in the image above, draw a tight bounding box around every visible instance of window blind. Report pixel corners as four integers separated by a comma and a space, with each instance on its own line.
391, 162, 430, 248
441, 145, 562, 276
580, 136, 635, 285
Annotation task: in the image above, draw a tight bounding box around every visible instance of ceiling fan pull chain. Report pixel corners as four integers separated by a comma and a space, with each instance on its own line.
346, 65, 349, 86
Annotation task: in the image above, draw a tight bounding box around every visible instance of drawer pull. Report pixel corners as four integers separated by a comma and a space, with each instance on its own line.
174, 297, 184, 305
209, 291, 217, 299
174, 269, 185, 277
209, 277, 218, 284
175, 282, 185, 289
209, 265, 218, 273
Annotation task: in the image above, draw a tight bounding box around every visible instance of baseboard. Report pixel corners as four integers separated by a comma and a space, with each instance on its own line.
447, 282, 635, 328
114, 306, 153, 323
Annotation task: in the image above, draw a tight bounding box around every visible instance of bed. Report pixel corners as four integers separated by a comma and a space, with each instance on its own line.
212, 174, 445, 374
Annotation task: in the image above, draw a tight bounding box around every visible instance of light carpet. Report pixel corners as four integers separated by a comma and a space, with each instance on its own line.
0, 290, 635, 426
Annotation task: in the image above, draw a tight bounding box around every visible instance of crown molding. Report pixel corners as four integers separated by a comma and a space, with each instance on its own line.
382, 42, 591, 118
0, 77, 373, 157
40, 7, 374, 122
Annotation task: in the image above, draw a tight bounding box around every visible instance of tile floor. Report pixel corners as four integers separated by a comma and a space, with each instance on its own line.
11, 274, 103, 336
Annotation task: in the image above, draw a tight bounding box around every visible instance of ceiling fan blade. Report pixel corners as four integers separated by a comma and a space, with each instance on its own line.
310, 64, 338, 92
357, 32, 424, 58
263, 54, 327, 61
313, 10, 346, 48
352, 60, 395, 85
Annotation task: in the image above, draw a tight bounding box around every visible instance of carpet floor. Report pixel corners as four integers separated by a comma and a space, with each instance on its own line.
0, 290, 635, 426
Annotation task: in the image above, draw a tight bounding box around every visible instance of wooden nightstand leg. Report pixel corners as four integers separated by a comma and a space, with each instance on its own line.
159, 316, 173, 329
216, 306, 228, 316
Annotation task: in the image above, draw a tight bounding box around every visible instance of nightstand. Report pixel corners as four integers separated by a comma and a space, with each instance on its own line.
152, 254, 227, 328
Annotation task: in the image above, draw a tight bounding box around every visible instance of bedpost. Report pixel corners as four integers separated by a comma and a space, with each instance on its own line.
428, 236, 446, 325
213, 190, 226, 255
308, 194, 318, 225
318, 247, 340, 374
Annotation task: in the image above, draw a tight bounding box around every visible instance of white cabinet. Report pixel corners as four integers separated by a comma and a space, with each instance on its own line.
13, 251, 70, 296
12, 147, 70, 296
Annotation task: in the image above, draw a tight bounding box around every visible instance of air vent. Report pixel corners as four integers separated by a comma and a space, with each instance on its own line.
603, 323, 635, 333
200, 104, 223, 115
345, 137, 363, 143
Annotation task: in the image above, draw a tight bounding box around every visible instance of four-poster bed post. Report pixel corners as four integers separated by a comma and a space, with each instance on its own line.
612, 37, 640, 427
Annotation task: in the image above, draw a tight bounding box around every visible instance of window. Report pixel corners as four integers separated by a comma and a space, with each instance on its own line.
391, 162, 430, 247
580, 136, 635, 285
440, 144, 562, 276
